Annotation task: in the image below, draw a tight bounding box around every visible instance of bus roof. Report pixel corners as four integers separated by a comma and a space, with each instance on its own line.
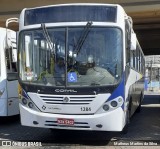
24, 3, 123, 10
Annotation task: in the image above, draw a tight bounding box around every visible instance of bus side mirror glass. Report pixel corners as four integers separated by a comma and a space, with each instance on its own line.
25, 35, 31, 67
130, 33, 136, 50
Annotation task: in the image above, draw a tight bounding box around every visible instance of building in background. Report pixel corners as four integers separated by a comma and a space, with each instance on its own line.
145, 55, 160, 91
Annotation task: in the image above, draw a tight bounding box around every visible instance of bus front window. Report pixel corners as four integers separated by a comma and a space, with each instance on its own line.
19, 27, 122, 87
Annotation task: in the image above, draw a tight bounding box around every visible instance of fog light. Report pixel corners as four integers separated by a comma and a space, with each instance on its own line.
28, 102, 33, 108
33, 121, 39, 125
111, 101, 118, 107
22, 98, 27, 105
103, 104, 109, 111
96, 124, 103, 128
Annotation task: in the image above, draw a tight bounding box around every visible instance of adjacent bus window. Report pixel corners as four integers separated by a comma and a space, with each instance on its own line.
5, 47, 18, 81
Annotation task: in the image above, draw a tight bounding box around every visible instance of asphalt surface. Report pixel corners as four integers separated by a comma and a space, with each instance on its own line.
0, 92, 160, 148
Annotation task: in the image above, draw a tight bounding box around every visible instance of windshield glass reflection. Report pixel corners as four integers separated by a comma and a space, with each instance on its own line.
19, 27, 122, 87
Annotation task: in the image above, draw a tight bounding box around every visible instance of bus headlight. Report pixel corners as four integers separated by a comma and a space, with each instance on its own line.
110, 101, 118, 107
28, 102, 34, 108
103, 104, 109, 111
22, 98, 27, 105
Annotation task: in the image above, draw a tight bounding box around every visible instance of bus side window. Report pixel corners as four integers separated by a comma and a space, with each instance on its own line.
130, 51, 133, 68
5, 47, 17, 72
125, 20, 130, 66
133, 51, 136, 69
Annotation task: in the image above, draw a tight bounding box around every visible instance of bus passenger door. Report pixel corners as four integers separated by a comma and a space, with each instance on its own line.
5, 46, 19, 116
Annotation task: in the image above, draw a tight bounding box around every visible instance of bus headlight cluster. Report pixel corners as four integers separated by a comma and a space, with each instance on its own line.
22, 97, 34, 109
20, 93, 39, 111
102, 96, 123, 112
20, 96, 39, 111
21, 96, 34, 108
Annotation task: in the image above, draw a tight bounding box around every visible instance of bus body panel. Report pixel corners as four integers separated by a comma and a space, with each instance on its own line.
20, 104, 125, 131
125, 68, 144, 116
0, 80, 7, 116
0, 29, 8, 116
0, 27, 19, 116
27, 93, 111, 114
18, 3, 145, 131
7, 80, 19, 116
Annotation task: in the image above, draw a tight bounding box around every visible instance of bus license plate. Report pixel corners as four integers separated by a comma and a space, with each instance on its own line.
57, 118, 74, 125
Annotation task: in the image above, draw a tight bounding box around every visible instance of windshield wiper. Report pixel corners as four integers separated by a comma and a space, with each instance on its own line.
41, 23, 55, 56
74, 21, 93, 55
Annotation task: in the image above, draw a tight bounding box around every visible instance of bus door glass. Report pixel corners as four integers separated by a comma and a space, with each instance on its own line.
5, 47, 18, 81
5, 44, 19, 115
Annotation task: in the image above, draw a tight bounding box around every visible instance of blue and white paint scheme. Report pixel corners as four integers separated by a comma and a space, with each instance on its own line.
18, 3, 145, 132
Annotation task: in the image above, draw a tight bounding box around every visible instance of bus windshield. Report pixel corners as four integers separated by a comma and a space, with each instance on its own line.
19, 27, 122, 87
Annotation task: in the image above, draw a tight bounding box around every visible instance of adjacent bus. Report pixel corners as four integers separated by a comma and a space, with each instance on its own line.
0, 24, 19, 116
18, 3, 145, 132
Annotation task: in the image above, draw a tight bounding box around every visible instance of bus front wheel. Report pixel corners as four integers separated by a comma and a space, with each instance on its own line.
121, 99, 131, 134
136, 93, 143, 113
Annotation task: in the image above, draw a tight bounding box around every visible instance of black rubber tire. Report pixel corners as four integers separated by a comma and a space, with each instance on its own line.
121, 99, 131, 134
136, 101, 142, 113
136, 93, 143, 113
121, 109, 130, 134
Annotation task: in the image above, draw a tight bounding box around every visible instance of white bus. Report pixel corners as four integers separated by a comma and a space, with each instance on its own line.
0, 27, 19, 116
18, 3, 145, 133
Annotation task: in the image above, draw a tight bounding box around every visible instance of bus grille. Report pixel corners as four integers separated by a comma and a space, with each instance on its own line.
39, 95, 96, 105
45, 120, 90, 129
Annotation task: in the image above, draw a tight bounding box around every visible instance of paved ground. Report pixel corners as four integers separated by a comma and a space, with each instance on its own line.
0, 92, 159, 149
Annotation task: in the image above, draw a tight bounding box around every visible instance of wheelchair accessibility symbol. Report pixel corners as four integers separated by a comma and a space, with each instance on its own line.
68, 72, 77, 82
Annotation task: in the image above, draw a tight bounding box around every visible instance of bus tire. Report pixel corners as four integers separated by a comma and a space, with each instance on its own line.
122, 124, 128, 134
121, 99, 131, 134
121, 109, 130, 134
136, 93, 143, 113
136, 102, 141, 113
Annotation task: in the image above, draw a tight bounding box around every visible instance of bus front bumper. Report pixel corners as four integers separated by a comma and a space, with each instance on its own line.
19, 104, 125, 131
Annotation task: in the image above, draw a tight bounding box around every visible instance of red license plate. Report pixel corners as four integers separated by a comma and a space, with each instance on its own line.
57, 118, 74, 125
